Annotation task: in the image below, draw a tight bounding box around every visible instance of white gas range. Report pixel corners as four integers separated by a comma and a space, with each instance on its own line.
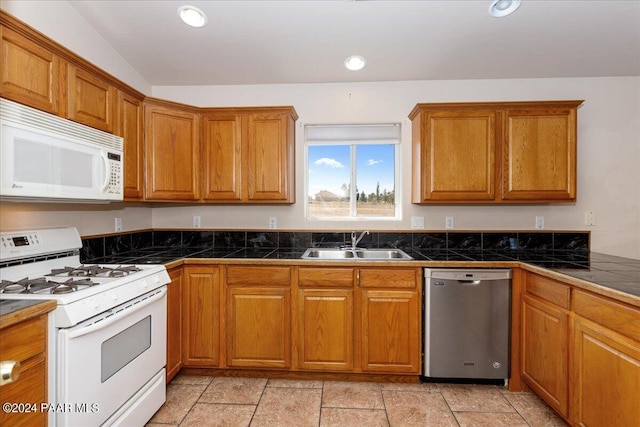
0, 227, 170, 427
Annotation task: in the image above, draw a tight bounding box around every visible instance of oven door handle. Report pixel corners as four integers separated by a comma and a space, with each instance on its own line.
66, 287, 166, 339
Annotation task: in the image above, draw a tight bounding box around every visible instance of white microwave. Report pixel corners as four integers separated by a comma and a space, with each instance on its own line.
0, 98, 124, 202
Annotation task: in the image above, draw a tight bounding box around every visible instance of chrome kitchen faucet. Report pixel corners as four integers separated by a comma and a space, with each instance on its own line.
350, 230, 370, 250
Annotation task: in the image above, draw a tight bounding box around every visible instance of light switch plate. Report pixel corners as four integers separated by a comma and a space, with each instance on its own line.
269, 217, 277, 229
193, 216, 201, 228
535, 216, 544, 229
115, 217, 122, 232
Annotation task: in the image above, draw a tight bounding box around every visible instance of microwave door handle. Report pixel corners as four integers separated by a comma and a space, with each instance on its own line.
65, 288, 167, 340
100, 153, 110, 191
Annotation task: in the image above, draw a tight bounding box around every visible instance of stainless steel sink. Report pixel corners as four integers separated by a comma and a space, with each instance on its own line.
301, 248, 413, 260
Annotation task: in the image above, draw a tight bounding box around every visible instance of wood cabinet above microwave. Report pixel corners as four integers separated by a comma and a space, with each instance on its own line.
409, 100, 584, 204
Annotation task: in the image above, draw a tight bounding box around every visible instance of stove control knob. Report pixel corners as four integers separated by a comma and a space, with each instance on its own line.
108, 291, 118, 301
141, 280, 148, 289
87, 298, 99, 309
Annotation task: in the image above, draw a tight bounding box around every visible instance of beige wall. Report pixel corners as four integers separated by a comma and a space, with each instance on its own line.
0, 1, 638, 258
151, 77, 640, 259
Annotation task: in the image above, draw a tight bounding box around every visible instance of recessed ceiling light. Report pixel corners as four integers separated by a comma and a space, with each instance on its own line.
344, 55, 366, 71
178, 5, 208, 28
488, 0, 522, 18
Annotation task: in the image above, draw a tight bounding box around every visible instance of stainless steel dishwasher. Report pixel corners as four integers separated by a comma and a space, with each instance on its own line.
423, 268, 512, 382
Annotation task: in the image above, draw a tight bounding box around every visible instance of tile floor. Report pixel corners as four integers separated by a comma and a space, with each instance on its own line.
146, 374, 568, 427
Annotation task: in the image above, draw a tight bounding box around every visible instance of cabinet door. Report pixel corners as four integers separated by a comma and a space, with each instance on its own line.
226, 287, 291, 369
572, 290, 640, 427
502, 107, 577, 201
1, 26, 60, 114
360, 289, 421, 373
144, 103, 200, 201
166, 267, 183, 382
245, 112, 293, 202
521, 294, 569, 418
573, 318, 640, 427
183, 266, 220, 367
413, 109, 496, 202
118, 91, 144, 200
201, 113, 243, 201
298, 289, 354, 371
66, 64, 117, 132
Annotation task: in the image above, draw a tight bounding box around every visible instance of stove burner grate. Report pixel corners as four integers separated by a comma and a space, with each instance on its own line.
49, 264, 142, 278
0, 277, 98, 294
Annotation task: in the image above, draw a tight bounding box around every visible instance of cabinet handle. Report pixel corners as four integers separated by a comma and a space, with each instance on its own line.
356, 270, 360, 288
0, 361, 21, 386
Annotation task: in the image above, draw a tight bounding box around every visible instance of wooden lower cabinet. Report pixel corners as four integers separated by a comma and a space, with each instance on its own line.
360, 288, 421, 373
182, 266, 220, 367
520, 293, 569, 418
226, 287, 291, 369
297, 267, 355, 372
0, 314, 48, 427
296, 266, 421, 375
225, 265, 292, 369
166, 267, 183, 382
178, 264, 420, 376
572, 318, 640, 427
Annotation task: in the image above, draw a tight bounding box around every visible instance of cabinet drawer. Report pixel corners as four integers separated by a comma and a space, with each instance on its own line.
0, 315, 46, 362
226, 265, 291, 286
298, 267, 354, 287
573, 289, 640, 342
525, 273, 571, 309
0, 354, 47, 427
358, 268, 418, 289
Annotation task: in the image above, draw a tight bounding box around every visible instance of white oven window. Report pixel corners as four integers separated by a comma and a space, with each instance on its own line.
101, 315, 151, 382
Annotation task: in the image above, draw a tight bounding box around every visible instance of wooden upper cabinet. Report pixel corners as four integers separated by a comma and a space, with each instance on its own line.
144, 99, 200, 201
201, 107, 297, 204
201, 112, 243, 201
66, 63, 117, 133
502, 106, 577, 201
117, 91, 144, 200
410, 101, 583, 204
246, 111, 295, 202
1, 26, 60, 114
412, 109, 496, 202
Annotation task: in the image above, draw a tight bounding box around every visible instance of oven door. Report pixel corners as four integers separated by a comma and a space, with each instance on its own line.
56, 287, 166, 426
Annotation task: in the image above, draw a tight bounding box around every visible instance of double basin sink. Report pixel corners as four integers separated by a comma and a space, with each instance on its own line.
301, 248, 413, 261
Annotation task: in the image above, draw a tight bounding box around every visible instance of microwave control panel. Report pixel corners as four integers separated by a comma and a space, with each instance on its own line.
106, 152, 122, 195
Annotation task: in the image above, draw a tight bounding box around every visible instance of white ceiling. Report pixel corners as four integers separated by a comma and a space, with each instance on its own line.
68, 0, 640, 86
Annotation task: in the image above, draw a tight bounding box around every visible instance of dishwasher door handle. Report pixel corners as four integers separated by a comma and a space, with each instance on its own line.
458, 280, 481, 285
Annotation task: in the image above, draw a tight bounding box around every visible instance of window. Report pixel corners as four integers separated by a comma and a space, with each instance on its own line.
305, 124, 400, 220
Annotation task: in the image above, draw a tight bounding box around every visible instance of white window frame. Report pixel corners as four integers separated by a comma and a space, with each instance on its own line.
304, 123, 402, 221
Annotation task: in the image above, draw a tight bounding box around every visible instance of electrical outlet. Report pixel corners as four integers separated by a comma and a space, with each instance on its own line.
193, 216, 201, 228
585, 210, 596, 226
411, 216, 425, 229
269, 217, 277, 229
535, 216, 545, 229
115, 217, 122, 232
445, 216, 454, 229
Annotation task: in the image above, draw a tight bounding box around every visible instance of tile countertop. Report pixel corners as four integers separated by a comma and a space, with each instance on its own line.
82, 247, 640, 302
0, 299, 56, 328
3, 249, 639, 318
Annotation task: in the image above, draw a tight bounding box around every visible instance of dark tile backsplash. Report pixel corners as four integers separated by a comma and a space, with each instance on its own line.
81, 229, 590, 261
152, 230, 182, 247
214, 231, 246, 248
